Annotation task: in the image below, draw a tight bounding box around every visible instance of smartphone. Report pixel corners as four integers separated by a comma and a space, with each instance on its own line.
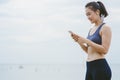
68, 31, 73, 34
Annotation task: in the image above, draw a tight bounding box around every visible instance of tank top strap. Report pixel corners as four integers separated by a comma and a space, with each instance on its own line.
87, 23, 105, 36
97, 23, 105, 32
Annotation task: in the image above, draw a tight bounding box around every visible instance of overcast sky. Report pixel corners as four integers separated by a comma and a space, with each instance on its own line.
0, 0, 120, 64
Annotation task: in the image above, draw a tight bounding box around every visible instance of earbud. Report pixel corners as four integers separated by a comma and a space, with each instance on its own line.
97, 12, 99, 15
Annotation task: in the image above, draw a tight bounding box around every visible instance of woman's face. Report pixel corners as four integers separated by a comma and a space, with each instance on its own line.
85, 7, 99, 23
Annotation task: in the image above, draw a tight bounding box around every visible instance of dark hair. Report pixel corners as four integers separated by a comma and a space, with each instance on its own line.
85, 1, 108, 17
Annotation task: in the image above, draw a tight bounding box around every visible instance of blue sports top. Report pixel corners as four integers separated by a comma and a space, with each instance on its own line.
87, 23, 105, 45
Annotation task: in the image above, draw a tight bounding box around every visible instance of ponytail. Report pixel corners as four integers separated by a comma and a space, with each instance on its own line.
97, 1, 108, 17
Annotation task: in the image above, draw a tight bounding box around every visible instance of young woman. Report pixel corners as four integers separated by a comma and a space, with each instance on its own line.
69, 1, 112, 80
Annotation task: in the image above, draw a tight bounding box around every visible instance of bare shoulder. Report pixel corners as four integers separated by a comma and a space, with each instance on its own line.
101, 24, 112, 32
100, 24, 112, 36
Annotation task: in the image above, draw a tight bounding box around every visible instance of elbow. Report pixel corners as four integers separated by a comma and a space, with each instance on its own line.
102, 48, 108, 54
103, 50, 108, 54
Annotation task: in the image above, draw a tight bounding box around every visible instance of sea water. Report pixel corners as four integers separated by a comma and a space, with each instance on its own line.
0, 64, 119, 80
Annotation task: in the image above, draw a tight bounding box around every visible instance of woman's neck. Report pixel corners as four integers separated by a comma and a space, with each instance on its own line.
94, 19, 103, 27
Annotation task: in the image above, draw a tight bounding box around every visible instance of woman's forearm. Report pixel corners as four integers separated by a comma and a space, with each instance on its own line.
77, 42, 88, 53
85, 39, 107, 54
69, 32, 108, 54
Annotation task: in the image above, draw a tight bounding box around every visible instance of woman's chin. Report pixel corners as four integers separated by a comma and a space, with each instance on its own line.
89, 20, 94, 23
90, 21, 94, 24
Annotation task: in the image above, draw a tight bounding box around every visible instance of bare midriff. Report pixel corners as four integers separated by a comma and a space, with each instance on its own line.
87, 46, 105, 62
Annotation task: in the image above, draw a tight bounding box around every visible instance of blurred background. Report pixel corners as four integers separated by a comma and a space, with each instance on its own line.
0, 0, 120, 80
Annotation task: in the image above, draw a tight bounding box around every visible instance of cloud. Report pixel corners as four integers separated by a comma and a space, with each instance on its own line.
0, 0, 9, 4
0, 0, 83, 43
0, 0, 120, 64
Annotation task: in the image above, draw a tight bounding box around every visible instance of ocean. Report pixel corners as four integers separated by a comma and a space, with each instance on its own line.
0, 64, 119, 80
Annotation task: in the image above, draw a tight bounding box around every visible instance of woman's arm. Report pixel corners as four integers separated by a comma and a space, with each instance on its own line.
78, 43, 88, 53
77, 25, 112, 54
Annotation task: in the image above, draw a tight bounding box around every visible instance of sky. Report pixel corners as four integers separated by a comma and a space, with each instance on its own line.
0, 0, 120, 64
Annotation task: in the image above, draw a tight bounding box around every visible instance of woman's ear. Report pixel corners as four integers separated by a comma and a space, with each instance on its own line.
96, 9, 100, 15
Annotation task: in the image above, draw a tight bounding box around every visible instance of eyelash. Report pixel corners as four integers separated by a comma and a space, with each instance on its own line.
86, 13, 91, 16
